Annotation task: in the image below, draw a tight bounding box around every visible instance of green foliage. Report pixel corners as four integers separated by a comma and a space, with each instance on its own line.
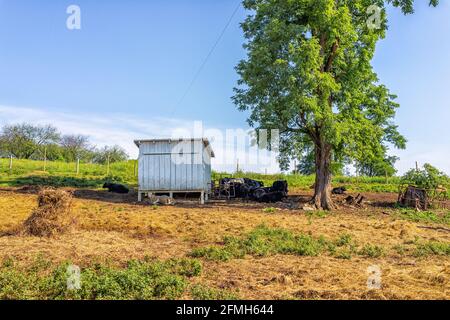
295, 145, 344, 175
190, 285, 239, 300
0, 258, 202, 300
93, 145, 129, 165
395, 209, 450, 226
233, 0, 432, 174
334, 234, 353, 247
0, 123, 60, 159
401, 163, 448, 190
190, 226, 382, 261
262, 207, 277, 213
190, 226, 327, 261
0, 158, 138, 187
389, 0, 439, 14
358, 244, 384, 258
0, 158, 436, 195
190, 245, 244, 262
328, 234, 358, 259
413, 241, 450, 257
355, 156, 398, 177
0, 123, 129, 164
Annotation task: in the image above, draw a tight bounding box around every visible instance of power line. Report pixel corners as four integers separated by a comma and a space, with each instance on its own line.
169, 1, 242, 116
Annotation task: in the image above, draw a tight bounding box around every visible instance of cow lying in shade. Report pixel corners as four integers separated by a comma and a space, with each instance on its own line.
257, 191, 286, 203
252, 180, 289, 203
103, 183, 129, 194
332, 186, 347, 195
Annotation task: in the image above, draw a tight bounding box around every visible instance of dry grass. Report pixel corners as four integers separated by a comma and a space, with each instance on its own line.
14, 188, 75, 237
0, 188, 448, 299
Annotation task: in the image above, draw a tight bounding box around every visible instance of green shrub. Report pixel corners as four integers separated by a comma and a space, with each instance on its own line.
190, 226, 389, 262
395, 209, 450, 226
190, 284, 239, 300
358, 244, 384, 258
401, 163, 448, 190
0, 258, 202, 300
414, 241, 450, 257
189, 246, 242, 262
191, 226, 331, 261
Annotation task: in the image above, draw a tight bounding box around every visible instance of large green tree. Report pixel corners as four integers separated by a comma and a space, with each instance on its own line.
233, 0, 437, 209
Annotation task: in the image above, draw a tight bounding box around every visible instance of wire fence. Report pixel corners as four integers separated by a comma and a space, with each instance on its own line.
0, 158, 138, 187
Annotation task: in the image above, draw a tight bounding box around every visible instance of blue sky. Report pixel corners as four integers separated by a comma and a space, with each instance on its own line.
0, 0, 449, 174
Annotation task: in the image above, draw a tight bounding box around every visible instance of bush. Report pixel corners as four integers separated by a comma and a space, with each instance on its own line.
396, 209, 450, 226
190, 284, 239, 300
358, 244, 384, 258
191, 226, 332, 261
401, 164, 448, 190
414, 241, 450, 257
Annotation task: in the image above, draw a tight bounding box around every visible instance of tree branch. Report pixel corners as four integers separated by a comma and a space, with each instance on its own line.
325, 39, 339, 72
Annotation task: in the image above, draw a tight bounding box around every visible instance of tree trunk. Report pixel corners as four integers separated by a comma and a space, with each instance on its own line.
311, 140, 335, 210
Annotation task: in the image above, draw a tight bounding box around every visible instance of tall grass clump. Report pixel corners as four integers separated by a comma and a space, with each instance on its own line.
191, 225, 334, 261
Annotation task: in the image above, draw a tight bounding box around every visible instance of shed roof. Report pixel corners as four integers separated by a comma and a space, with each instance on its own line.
134, 138, 215, 158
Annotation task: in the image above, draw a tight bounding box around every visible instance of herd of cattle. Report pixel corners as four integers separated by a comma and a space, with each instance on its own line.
103, 178, 289, 203
103, 179, 349, 204
216, 178, 289, 203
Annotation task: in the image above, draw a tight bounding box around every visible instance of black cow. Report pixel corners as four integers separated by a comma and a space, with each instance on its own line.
332, 186, 347, 195
271, 180, 288, 194
258, 191, 285, 203
103, 183, 129, 194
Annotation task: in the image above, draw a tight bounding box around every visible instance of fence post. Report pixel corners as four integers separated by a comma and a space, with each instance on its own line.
106, 155, 110, 176
9, 155, 13, 174
76, 158, 80, 175
43, 147, 47, 172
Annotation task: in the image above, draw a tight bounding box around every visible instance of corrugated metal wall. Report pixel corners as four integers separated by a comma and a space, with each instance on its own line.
138, 140, 210, 192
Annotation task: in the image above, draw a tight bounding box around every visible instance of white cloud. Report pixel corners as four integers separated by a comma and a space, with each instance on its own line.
0, 105, 281, 173
0, 104, 189, 158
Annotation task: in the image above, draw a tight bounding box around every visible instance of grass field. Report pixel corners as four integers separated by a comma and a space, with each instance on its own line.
0, 158, 448, 300
0, 158, 405, 193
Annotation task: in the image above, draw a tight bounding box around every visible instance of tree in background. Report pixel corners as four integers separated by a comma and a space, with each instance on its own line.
93, 145, 129, 165
355, 155, 398, 177
234, 0, 437, 209
294, 144, 344, 176
0, 123, 60, 159
60, 134, 92, 162
0, 123, 130, 165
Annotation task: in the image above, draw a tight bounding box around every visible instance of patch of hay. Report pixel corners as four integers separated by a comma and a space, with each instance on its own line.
20, 188, 76, 237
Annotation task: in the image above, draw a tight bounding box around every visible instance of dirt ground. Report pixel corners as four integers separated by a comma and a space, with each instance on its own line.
0, 187, 448, 300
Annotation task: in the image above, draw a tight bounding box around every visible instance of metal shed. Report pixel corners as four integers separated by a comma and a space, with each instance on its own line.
134, 138, 215, 204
